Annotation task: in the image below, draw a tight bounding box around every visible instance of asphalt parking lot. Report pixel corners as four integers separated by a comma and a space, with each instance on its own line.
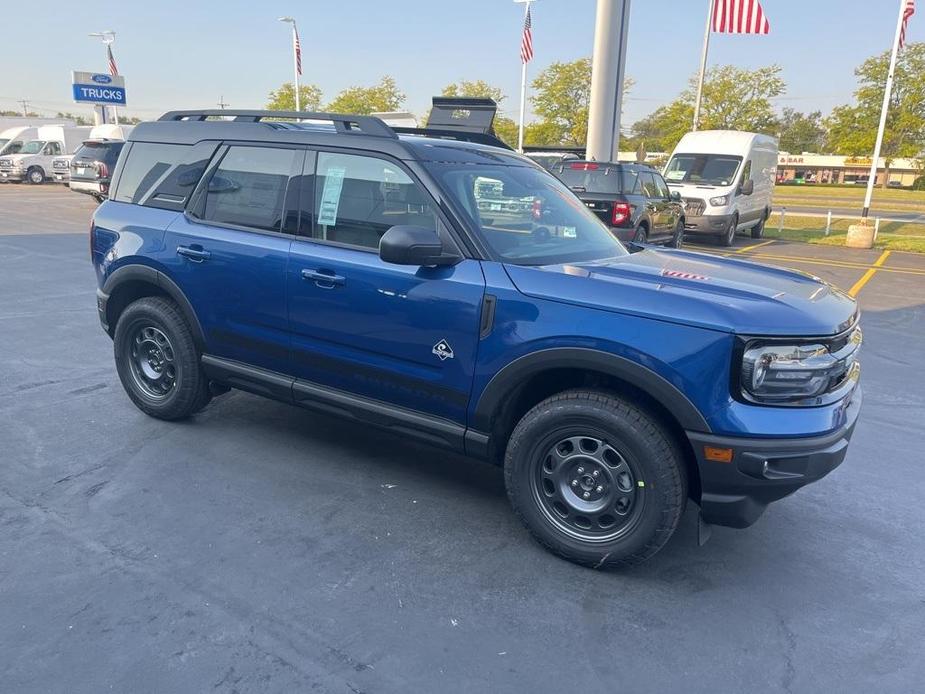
2, 185, 924, 693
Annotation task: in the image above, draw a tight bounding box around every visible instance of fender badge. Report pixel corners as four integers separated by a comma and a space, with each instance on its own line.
432, 339, 454, 361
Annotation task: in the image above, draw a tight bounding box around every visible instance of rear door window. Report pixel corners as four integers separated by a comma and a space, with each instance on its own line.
639, 172, 660, 199
553, 163, 637, 194
200, 145, 299, 233
652, 173, 670, 199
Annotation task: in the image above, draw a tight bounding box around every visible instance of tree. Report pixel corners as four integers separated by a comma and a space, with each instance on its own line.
55, 111, 93, 125
777, 109, 826, 153
826, 43, 925, 187
439, 80, 518, 147
630, 64, 785, 152
530, 58, 592, 146
326, 76, 405, 115
266, 82, 323, 112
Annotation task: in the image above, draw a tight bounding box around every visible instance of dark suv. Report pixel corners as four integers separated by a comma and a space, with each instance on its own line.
68, 139, 126, 202
552, 161, 685, 247
91, 107, 861, 569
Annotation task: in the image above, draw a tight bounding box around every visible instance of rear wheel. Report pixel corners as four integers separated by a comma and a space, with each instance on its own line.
720, 214, 738, 246
113, 296, 211, 420
504, 390, 687, 569
633, 225, 648, 244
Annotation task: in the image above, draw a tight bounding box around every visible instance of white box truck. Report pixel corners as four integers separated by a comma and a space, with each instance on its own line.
0, 125, 93, 184
663, 130, 778, 246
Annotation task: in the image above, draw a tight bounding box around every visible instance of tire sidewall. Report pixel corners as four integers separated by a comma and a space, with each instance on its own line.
28, 167, 45, 184
751, 214, 766, 239
634, 226, 647, 244
506, 400, 682, 566
722, 214, 738, 246
672, 219, 685, 248
113, 300, 197, 417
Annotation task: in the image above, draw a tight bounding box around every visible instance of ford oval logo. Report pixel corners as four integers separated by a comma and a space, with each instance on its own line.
91, 74, 112, 84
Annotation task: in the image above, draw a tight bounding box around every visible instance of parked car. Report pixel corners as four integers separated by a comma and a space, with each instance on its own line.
551, 161, 685, 247
66, 139, 127, 202
0, 125, 93, 183
664, 130, 778, 245
91, 109, 862, 569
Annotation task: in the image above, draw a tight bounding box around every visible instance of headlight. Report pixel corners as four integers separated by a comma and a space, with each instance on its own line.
709, 195, 728, 206
740, 336, 860, 404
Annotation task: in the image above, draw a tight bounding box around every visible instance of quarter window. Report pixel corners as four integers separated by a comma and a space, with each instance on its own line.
201, 146, 297, 232
114, 143, 188, 204
311, 152, 436, 250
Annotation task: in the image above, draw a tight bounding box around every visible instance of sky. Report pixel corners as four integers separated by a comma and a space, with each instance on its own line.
0, 0, 915, 128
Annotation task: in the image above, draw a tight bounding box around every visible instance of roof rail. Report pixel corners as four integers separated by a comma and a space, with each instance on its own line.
391, 126, 513, 151
157, 110, 397, 139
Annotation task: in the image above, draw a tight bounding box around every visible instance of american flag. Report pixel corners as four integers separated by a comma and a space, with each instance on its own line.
520, 5, 534, 64
294, 27, 302, 76
900, 0, 916, 49
712, 0, 771, 34
107, 45, 118, 76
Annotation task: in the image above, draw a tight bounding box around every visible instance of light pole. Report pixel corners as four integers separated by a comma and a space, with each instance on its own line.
88, 30, 118, 124
278, 17, 301, 112
586, 0, 631, 162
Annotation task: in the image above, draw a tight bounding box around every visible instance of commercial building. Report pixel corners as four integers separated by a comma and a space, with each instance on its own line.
777, 153, 922, 186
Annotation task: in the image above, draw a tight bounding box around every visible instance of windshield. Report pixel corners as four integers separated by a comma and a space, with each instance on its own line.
552, 162, 639, 195
664, 153, 742, 186
425, 162, 628, 265
19, 140, 46, 155
0, 139, 9, 151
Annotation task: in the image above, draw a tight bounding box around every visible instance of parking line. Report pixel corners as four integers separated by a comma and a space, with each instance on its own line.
848, 250, 892, 297
735, 239, 776, 254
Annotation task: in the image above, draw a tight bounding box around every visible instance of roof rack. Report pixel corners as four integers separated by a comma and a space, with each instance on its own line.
157, 110, 397, 139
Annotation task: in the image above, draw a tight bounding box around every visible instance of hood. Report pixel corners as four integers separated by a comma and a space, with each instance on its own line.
504, 248, 857, 336
2, 153, 32, 163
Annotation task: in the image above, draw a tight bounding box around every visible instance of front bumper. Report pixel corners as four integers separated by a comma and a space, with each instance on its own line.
0, 169, 25, 182
687, 386, 862, 528
684, 213, 734, 235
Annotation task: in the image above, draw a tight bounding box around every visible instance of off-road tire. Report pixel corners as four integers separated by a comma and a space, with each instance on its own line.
113, 296, 211, 420
504, 390, 687, 569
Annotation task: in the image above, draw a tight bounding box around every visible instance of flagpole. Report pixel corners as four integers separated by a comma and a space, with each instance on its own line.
692, 0, 714, 131
862, 0, 908, 219
517, 0, 532, 153
279, 17, 301, 112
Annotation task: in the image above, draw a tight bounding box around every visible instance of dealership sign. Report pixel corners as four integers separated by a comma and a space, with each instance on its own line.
71, 71, 126, 105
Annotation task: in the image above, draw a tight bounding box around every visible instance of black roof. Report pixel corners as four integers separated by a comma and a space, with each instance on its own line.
128, 109, 533, 166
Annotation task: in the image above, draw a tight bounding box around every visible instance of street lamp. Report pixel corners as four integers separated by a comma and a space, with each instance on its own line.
278, 17, 301, 112
88, 30, 118, 125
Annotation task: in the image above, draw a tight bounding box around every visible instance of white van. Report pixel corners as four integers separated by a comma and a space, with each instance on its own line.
0, 125, 93, 184
663, 130, 778, 246
0, 127, 42, 157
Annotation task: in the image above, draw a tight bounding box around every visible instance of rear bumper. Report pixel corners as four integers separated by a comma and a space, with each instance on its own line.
684, 213, 733, 235
70, 180, 106, 196
687, 386, 862, 528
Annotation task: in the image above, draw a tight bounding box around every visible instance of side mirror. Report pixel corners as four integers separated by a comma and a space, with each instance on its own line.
739, 179, 754, 196
379, 225, 459, 266
670, 191, 682, 202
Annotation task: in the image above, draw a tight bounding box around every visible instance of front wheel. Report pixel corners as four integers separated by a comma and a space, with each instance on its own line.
113, 296, 212, 420
670, 219, 685, 249
27, 167, 45, 185
504, 390, 687, 569
720, 214, 738, 246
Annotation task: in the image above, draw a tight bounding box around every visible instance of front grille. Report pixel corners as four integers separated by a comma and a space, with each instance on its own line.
53, 160, 69, 170
0, 159, 12, 169
825, 325, 862, 393
683, 198, 705, 216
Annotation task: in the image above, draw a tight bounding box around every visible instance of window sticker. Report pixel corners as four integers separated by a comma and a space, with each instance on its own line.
317, 166, 346, 226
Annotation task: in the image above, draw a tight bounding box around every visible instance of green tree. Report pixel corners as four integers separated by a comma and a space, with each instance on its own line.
55, 111, 93, 125
826, 43, 925, 187
777, 108, 826, 153
266, 82, 323, 112
326, 76, 405, 115
630, 64, 785, 152
530, 58, 592, 146
438, 80, 518, 147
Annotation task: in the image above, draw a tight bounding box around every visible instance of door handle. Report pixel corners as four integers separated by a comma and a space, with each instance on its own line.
177, 245, 211, 262
301, 268, 345, 288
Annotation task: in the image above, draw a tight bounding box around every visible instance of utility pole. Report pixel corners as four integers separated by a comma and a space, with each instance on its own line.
17, 98, 30, 118
586, 0, 632, 162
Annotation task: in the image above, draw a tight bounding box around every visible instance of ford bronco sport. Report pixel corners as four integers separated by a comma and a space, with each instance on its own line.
91, 104, 862, 568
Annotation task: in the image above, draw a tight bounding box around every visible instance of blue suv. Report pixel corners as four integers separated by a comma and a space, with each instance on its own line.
91, 107, 862, 568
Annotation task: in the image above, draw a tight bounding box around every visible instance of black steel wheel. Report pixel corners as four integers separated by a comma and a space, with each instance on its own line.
505, 390, 687, 569
533, 435, 645, 542
113, 296, 212, 420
